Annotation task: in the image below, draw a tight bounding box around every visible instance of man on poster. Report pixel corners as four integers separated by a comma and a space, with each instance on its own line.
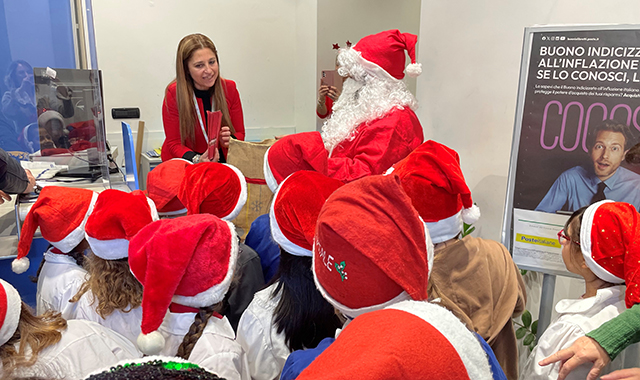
536, 121, 640, 213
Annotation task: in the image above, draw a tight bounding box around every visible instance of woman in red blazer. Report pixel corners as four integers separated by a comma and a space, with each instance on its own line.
161, 33, 245, 163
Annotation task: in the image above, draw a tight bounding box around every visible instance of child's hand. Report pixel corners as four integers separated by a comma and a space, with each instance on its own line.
601, 368, 640, 380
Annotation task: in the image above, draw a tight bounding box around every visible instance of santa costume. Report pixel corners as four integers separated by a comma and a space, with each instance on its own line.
129, 214, 250, 380
237, 170, 343, 380
296, 300, 492, 380
0, 279, 141, 380
12, 186, 97, 319
522, 201, 640, 380
178, 162, 264, 331
70, 189, 157, 348
320, 29, 424, 182
388, 140, 526, 380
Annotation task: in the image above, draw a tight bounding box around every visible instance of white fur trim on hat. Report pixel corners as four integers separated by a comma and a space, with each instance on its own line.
158, 208, 188, 217
146, 196, 160, 221
423, 221, 434, 281
312, 253, 411, 319
49, 192, 99, 253
383, 166, 395, 175
11, 257, 30, 274
263, 146, 278, 193
221, 164, 247, 221
171, 220, 238, 308
405, 63, 422, 77
348, 47, 400, 83
461, 204, 481, 225
86, 236, 130, 260
136, 330, 165, 356
269, 173, 312, 257
0, 279, 22, 346
580, 199, 624, 284
387, 301, 492, 380
425, 210, 463, 244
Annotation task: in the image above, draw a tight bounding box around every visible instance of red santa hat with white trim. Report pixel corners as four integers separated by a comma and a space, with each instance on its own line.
386, 140, 480, 244
177, 162, 247, 220
0, 279, 23, 347
128, 214, 238, 355
146, 158, 193, 217
13, 186, 98, 274
270, 171, 344, 257
264, 132, 329, 193
341, 29, 421, 82
84, 189, 158, 260
313, 174, 434, 319
297, 300, 491, 380
580, 200, 640, 308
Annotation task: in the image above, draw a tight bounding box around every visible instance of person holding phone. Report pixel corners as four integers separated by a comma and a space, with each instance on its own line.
316, 70, 342, 119
161, 33, 245, 163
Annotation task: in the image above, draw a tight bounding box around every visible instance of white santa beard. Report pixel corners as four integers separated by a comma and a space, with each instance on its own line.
321, 75, 417, 153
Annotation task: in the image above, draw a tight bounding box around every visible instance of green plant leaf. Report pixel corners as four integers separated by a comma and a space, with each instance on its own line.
523, 334, 535, 346
522, 310, 532, 328
520, 269, 528, 275
515, 327, 527, 339
531, 320, 538, 335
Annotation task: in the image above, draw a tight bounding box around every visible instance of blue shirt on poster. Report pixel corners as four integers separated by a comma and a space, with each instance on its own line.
535, 165, 640, 213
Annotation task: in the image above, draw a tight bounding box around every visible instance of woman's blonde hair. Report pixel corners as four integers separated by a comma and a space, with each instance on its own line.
169, 33, 234, 147
71, 254, 142, 318
0, 302, 66, 374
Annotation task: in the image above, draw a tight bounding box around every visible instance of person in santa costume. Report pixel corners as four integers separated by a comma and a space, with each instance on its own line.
526, 201, 639, 380
295, 300, 492, 380
145, 158, 193, 218
237, 171, 344, 380
12, 186, 97, 320
129, 214, 250, 380
178, 162, 264, 331
319, 29, 424, 182
387, 140, 526, 380
0, 279, 141, 379
69, 189, 158, 349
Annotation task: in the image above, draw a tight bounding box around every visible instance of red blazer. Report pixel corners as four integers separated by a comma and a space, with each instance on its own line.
161, 79, 245, 161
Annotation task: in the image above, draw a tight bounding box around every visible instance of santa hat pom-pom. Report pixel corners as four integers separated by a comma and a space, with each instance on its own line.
406, 63, 422, 77
461, 204, 481, 225
137, 331, 165, 356
11, 257, 30, 274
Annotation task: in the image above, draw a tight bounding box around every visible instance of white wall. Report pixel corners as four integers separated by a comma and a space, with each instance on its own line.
316, 0, 421, 130
417, 0, 640, 366
91, 0, 317, 156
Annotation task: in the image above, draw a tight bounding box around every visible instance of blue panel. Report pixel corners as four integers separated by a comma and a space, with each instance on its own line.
0, 238, 49, 309
122, 122, 139, 191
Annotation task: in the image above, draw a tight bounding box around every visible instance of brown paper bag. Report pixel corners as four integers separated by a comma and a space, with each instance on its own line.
227, 138, 276, 239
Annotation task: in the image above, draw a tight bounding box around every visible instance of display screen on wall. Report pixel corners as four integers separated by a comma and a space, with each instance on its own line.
503, 25, 640, 276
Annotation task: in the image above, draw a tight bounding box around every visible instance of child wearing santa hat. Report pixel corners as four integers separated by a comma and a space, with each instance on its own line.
0, 278, 141, 379
237, 171, 344, 380
387, 140, 526, 380
12, 186, 98, 320
128, 214, 250, 380
69, 189, 158, 348
145, 158, 193, 217
523, 201, 638, 380
178, 162, 264, 331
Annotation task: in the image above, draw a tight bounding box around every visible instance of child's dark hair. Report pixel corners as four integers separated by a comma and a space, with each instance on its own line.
30, 242, 87, 283
565, 206, 588, 244
85, 359, 226, 380
270, 248, 342, 351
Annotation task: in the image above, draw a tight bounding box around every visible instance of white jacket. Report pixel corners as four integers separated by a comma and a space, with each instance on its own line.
521, 286, 631, 380
36, 248, 87, 319
237, 283, 290, 380
189, 314, 251, 380
10, 319, 141, 379
70, 290, 143, 349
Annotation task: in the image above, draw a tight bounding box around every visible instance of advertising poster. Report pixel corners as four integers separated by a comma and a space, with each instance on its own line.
504, 26, 640, 275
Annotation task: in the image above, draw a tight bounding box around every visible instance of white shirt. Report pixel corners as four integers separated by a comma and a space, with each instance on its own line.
521, 286, 628, 380
36, 248, 87, 319
10, 319, 141, 380
236, 283, 290, 380
70, 290, 143, 350
156, 311, 197, 356
189, 314, 251, 380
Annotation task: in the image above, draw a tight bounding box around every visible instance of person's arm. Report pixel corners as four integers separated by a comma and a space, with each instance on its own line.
224, 79, 245, 141
327, 109, 422, 182
535, 173, 569, 213
161, 84, 193, 161
0, 148, 33, 194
